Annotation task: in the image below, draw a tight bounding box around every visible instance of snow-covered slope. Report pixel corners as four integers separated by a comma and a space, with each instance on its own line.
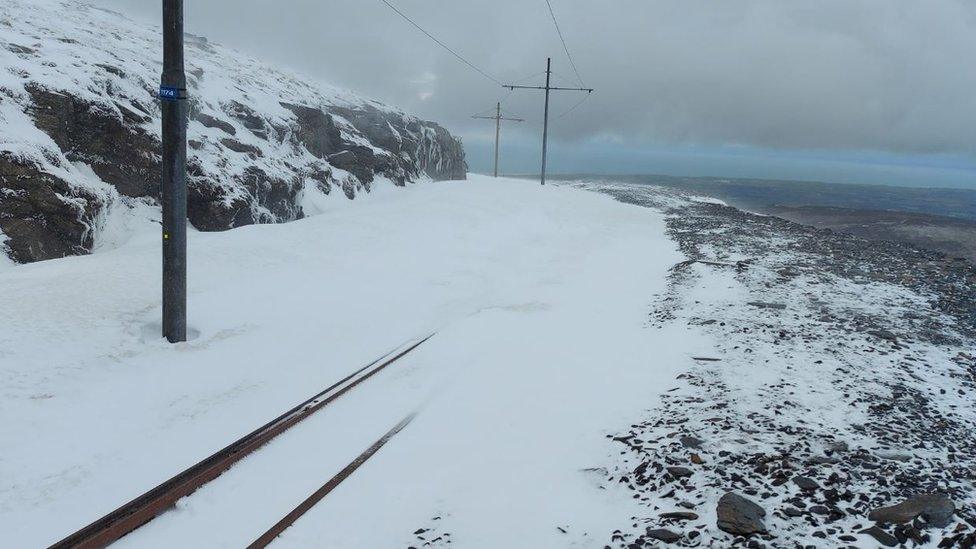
0, 176, 696, 548
0, 0, 466, 264
3, 174, 973, 547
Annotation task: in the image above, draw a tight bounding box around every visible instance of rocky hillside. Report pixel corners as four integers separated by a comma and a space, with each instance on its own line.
0, 0, 467, 264
578, 181, 976, 548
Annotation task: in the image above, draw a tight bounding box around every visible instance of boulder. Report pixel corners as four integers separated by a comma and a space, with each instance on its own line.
827, 441, 849, 453
660, 511, 699, 521
868, 329, 898, 342
646, 528, 681, 543
868, 492, 955, 528
680, 436, 703, 448
667, 466, 693, 478
747, 301, 787, 310
875, 449, 912, 462
717, 492, 767, 536
792, 476, 820, 492
860, 525, 899, 547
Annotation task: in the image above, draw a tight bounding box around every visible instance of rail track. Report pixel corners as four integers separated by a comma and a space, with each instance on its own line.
247, 413, 417, 548
50, 334, 434, 549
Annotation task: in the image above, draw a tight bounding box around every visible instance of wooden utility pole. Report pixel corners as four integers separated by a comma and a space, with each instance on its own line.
472, 102, 524, 177
503, 58, 592, 185
160, 0, 188, 342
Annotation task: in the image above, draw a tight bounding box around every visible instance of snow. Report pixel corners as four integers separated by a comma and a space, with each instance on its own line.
1, 0, 457, 262
0, 228, 12, 270
688, 194, 727, 206
584, 181, 976, 548
0, 175, 710, 547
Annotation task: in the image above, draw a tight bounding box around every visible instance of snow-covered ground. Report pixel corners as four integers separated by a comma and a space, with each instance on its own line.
0, 175, 710, 547
581, 181, 976, 548
7, 175, 971, 548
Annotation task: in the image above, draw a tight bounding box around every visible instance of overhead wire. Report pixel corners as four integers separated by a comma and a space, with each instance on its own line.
472, 103, 501, 117
548, 70, 571, 83
543, 0, 585, 87
377, 0, 592, 124
496, 87, 514, 108
377, 0, 503, 86
556, 92, 591, 118
511, 70, 547, 85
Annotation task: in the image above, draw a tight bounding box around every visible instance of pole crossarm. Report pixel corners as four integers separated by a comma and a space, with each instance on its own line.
471, 102, 524, 177
503, 58, 594, 185
472, 115, 525, 122
503, 85, 594, 93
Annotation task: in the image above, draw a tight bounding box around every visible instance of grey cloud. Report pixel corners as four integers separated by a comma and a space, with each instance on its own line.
103, 0, 976, 156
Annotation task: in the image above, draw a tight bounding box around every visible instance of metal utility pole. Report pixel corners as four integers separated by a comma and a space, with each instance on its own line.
472, 102, 524, 177
160, 0, 188, 343
504, 58, 592, 185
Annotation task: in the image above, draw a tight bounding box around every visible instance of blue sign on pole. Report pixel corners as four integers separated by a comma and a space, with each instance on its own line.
159, 86, 183, 101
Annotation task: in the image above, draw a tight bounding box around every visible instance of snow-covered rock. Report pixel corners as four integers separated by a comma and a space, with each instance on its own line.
0, 0, 467, 264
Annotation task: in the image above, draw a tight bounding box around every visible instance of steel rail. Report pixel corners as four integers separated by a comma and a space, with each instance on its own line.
49, 334, 434, 549
246, 413, 417, 548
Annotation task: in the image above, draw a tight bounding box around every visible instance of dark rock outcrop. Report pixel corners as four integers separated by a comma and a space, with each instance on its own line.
26, 85, 160, 199
281, 103, 344, 159
195, 112, 236, 135
0, 153, 103, 263
3, 88, 465, 264
1, 0, 467, 265
326, 103, 466, 184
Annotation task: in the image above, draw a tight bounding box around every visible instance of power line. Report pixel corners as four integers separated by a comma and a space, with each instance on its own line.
557, 91, 592, 119
548, 70, 574, 86
511, 70, 547, 85
495, 88, 514, 109
473, 88, 515, 118
378, 0, 502, 85
543, 0, 585, 87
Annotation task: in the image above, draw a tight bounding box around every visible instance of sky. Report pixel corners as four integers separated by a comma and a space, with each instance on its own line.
102, 0, 976, 188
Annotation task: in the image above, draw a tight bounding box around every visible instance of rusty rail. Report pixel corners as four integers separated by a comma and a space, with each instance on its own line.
247, 413, 417, 548
49, 334, 434, 549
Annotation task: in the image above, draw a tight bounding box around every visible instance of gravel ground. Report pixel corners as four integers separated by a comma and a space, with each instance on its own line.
584, 182, 976, 548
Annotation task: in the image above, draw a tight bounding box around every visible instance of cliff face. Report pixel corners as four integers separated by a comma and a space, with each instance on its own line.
0, 1, 467, 264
